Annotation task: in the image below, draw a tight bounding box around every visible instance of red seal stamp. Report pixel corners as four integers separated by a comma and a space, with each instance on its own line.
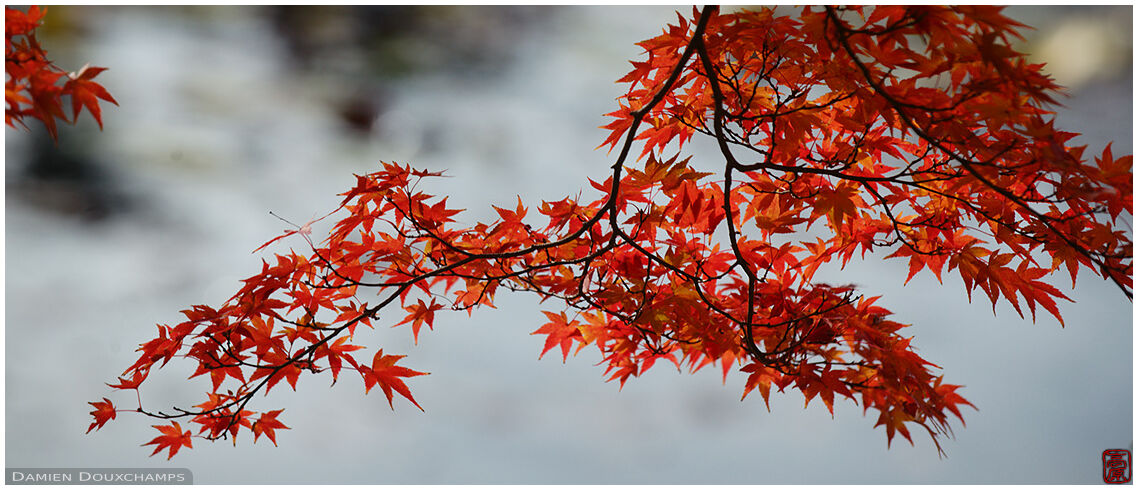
1103, 449, 1131, 484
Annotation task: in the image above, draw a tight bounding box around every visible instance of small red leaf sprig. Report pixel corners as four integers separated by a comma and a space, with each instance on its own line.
6, 5, 117, 139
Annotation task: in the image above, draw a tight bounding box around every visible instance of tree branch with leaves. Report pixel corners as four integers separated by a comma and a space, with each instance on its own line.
76, 6, 1130, 459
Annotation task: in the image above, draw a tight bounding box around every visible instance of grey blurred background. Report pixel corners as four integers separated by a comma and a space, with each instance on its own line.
5, 5, 1132, 484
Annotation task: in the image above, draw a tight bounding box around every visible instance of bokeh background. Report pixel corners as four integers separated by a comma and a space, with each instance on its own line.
5, 5, 1133, 484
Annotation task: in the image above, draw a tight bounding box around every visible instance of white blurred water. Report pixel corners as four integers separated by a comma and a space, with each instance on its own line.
5, 6, 1132, 484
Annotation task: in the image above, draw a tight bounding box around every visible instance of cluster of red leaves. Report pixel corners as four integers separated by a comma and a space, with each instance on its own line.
90, 6, 1130, 458
598, 5, 1130, 447
5, 5, 116, 139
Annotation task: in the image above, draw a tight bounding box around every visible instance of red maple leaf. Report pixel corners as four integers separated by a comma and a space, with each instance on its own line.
63, 65, 118, 128
531, 310, 584, 362
251, 410, 290, 447
359, 349, 428, 411
142, 422, 193, 460
86, 397, 116, 433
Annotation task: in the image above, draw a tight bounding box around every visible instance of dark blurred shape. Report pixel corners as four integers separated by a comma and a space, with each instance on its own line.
9, 131, 131, 222
268, 5, 384, 73
267, 6, 553, 139
267, 5, 551, 78
337, 87, 385, 135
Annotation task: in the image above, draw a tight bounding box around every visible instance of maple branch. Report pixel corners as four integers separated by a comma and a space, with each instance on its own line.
687, 7, 760, 322
694, 22, 813, 370
95, 5, 1120, 460
691, 9, 785, 370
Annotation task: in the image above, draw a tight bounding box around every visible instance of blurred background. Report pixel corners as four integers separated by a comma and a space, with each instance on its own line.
5, 5, 1132, 484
